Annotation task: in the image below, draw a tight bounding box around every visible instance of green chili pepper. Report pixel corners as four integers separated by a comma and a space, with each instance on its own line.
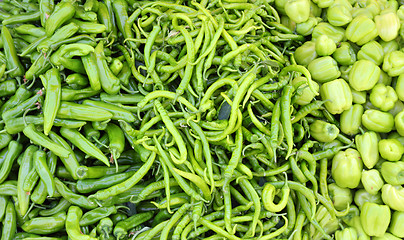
21, 212, 66, 235
2, 26, 24, 78
66, 206, 98, 240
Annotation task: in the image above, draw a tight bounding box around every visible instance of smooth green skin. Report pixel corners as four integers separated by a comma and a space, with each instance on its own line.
1, 201, 17, 240
395, 74, 404, 101
357, 40, 384, 65
389, 211, 404, 238
333, 42, 356, 65
1, 26, 24, 78
309, 120, 339, 143
381, 161, 404, 185
346, 15, 378, 45
361, 169, 384, 195
308, 56, 341, 83
369, 83, 398, 112
335, 227, 357, 240
381, 184, 404, 212
375, 11, 400, 42
355, 131, 380, 169
66, 206, 98, 240
328, 183, 353, 211
315, 35, 336, 56
327, 3, 352, 26
320, 78, 352, 114
378, 139, 404, 161
21, 212, 66, 235
284, 0, 310, 23
294, 41, 317, 66
349, 59, 381, 91
360, 203, 391, 237
354, 189, 383, 210
340, 104, 364, 135
394, 110, 404, 136
331, 148, 363, 189
362, 109, 394, 133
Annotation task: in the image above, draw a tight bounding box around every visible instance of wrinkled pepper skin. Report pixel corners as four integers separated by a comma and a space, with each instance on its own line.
381, 184, 404, 211
369, 83, 398, 112
320, 78, 352, 114
394, 110, 404, 136
360, 202, 391, 237
328, 183, 353, 210
355, 131, 379, 169
362, 110, 394, 133
374, 10, 400, 42
349, 59, 381, 91
382, 50, 404, 77
345, 15, 378, 45
284, 0, 310, 23
331, 148, 363, 188
357, 41, 384, 66
361, 169, 384, 195
340, 104, 364, 135
354, 189, 383, 209
378, 139, 404, 161
389, 211, 404, 238
333, 42, 356, 65
308, 56, 341, 83
309, 120, 339, 143
380, 161, 404, 185
335, 227, 358, 240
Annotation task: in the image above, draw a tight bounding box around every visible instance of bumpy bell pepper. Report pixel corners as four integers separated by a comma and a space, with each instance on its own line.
310, 120, 339, 143
394, 110, 404, 136
352, 216, 371, 240
381, 184, 404, 211
328, 183, 353, 210
378, 70, 392, 86
296, 17, 319, 36
388, 100, 404, 117
394, 74, 404, 102
341, 205, 360, 226
335, 227, 358, 240
362, 110, 394, 133
374, 10, 400, 42
345, 15, 378, 45
340, 104, 364, 135
314, 0, 334, 8
284, 0, 310, 23
294, 41, 317, 66
333, 42, 356, 66
352, 7, 374, 19
354, 189, 383, 209
331, 148, 363, 188
380, 161, 404, 185
361, 169, 384, 195
349, 59, 381, 91
312, 22, 346, 43
308, 56, 341, 83
382, 50, 404, 77
320, 78, 352, 114
357, 41, 384, 66
378, 138, 404, 161
389, 211, 404, 238
355, 131, 379, 169
380, 40, 399, 55
315, 35, 336, 56
373, 233, 402, 240
327, 3, 353, 26
351, 88, 367, 105
309, 205, 340, 240
292, 76, 320, 105
360, 202, 391, 237
369, 83, 398, 112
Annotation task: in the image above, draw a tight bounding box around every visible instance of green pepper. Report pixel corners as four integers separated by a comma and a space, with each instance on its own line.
394, 110, 404, 136
309, 120, 339, 143
309, 205, 340, 240
294, 41, 317, 66
360, 202, 391, 237
331, 148, 363, 188
346, 15, 378, 45
351, 88, 367, 105
340, 104, 364, 135
328, 183, 353, 211
357, 41, 385, 66
381, 184, 404, 211
355, 131, 379, 169
355, 188, 383, 210
308, 56, 341, 83
320, 78, 352, 114
332, 42, 356, 65
373, 233, 402, 240
369, 83, 398, 112
361, 169, 384, 195
21, 212, 66, 234
349, 60, 381, 91
395, 74, 404, 102
383, 50, 404, 77
327, 3, 352, 26
284, 0, 310, 23
389, 211, 404, 238
315, 35, 336, 56
312, 22, 346, 43
380, 161, 404, 185
2, 26, 24, 78
45, 1, 76, 37
292, 76, 320, 105
335, 227, 357, 240
362, 110, 394, 133
378, 138, 404, 161
375, 10, 400, 42
296, 17, 319, 36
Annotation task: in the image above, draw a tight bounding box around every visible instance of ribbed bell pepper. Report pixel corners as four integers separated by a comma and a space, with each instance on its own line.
349, 60, 381, 91
394, 74, 404, 101
375, 10, 400, 42
382, 50, 404, 77
389, 211, 404, 238
351, 88, 367, 105
369, 83, 398, 112
378, 70, 392, 86
380, 161, 404, 185
328, 183, 353, 210
340, 104, 364, 135
394, 110, 404, 136
335, 228, 358, 240
380, 39, 399, 55
311, 1, 323, 17
360, 202, 391, 237
362, 110, 394, 133
292, 76, 319, 105
314, 0, 334, 8
363, 0, 381, 17
352, 7, 374, 19
327, 3, 353, 26
320, 78, 352, 114
315, 35, 336, 56
355, 131, 379, 169
312, 22, 346, 43
308, 56, 341, 83
361, 169, 384, 195
331, 148, 363, 188
352, 215, 371, 240
378, 138, 404, 161
341, 205, 360, 226
310, 120, 339, 143
333, 42, 356, 65
357, 41, 384, 66
381, 184, 404, 211
309, 205, 340, 240
345, 15, 378, 45
340, 65, 352, 81
296, 17, 319, 36
354, 189, 383, 209
284, 0, 310, 23
294, 41, 317, 66
373, 233, 402, 240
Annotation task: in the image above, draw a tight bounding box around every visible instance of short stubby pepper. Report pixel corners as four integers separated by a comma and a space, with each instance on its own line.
381, 184, 404, 212
361, 169, 384, 195
354, 189, 383, 210
345, 15, 378, 45
369, 83, 398, 112
308, 56, 341, 83
340, 104, 364, 135
335, 227, 357, 240
378, 138, 404, 161
328, 183, 353, 211
355, 131, 379, 169
331, 148, 363, 189
320, 78, 352, 114
374, 10, 400, 42
315, 35, 336, 56
332, 42, 356, 66
284, 0, 310, 23
309, 120, 339, 143
360, 202, 391, 237
357, 40, 384, 66
349, 59, 381, 91
389, 211, 404, 238
382, 50, 404, 77
380, 161, 404, 185
362, 109, 394, 133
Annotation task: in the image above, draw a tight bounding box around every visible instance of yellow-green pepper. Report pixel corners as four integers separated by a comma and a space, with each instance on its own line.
340, 104, 364, 135
381, 184, 404, 211
354, 189, 383, 209
380, 39, 399, 55
308, 56, 341, 83
374, 10, 400, 42
352, 216, 371, 240
309, 205, 340, 240
335, 227, 358, 240
380, 161, 404, 185
369, 83, 398, 112
292, 76, 320, 105
378, 138, 404, 161
389, 211, 404, 238
332, 42, 356, 65
348, 59, 381, 91
378, 70, 392, 86
373, 233, 402, 240
355, 131, 380, 169
284, 0, 311, 23
320, 78, 352, 114
362, 110, 394, 133
382, 50, 404, 77
357, 41, 384, 66
331, 148, 363, 188
394, 74, 404, 102
394, 110, 404, 136
296, 17, 319, 36
361, 169, 384, 195
315, 35, 336, 56
328, 183, 353, 210
309, 120, 339, 142
351, 88, 367, 105
345, 15, 378, 45
327, 3, 353, 26
294, 41, 318, 66
312, 22, 346, 43
360, 202, 391, 237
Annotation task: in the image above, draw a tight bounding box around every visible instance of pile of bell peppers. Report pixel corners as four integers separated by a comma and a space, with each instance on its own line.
0, 0, 404, 239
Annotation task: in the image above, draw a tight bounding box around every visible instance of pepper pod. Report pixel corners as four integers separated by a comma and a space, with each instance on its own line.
326, 2, 353, 26
382, 50, 404, 77
369, 83, 398, 112
312, 22, 346, 43
355, 131, 379, 169
349, 60, 381, 91
294, 41, 318, 66
351, 88, 367, 105
308, 56, 341, 83
315, 35, 336, 56
340, 104, 364, 135
333, 42, 356, 66
284, 0, 310, 23
292, 76, 320, 105
309, 120, 340, 142
296, 17, 319, 36
331, 148, 363, 188
309, 205, 340, 240
362, 110, 394, 133
320, 78, 352, 114
314, 0, 334, 8
394, 110, 404, 136
373, 233, 402, 240
381, 184, 404, 211
354, 189, 383, 209
328, 183, 353, 210
357, 41, 384, 65
380, 161, 404, 185
345, 15, 378, 45
335, 227, 358, 240
361, 169, 384, 195
374, 10, 400, 42
389, 211, 404, 238
360, 202, 391, 237
378, 139, 404, 161
395, 74, 404, 101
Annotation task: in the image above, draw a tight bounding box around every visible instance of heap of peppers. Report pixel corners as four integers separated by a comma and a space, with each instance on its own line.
0, 0, 404, 239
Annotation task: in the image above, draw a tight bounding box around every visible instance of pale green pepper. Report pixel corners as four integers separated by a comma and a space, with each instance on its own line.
331, 148, 363, 188
332, 42, 356, 65
394, 74, 404, 101
351, 88, 367, 105
310, 1, 323, 17
378, 71, 392, 86
378, 139, 404, 161
312, 22, 346, 43
379, 40, 399, 55
380, 161, 404, 185
374, 10, 400, 42
381, 184, 404, 211
284, 0, 311, 23
309, 205, 340, 240
315, 35, 336, 56
352, 216, 371, 240
292, 76, 320, 105
327, 3, 353, 26
340, 65, 352, 81
360, 202, 391, 237
296, 17, 319, 36
328, 183, 353, 210
373, 233, 402, 240
340, 104, 364, 135
382, 50, 404, 77
314, 0, 334, 8
341, 205, 360, 226
345, 15, 378, 45
394, 110, 404, 136
388, 100, 404, 117
335, 227, 358, 240
355, 131, 379, 169
361, 169, 384, 195
354, 189, 383, 209
308, 56, 341, 83
348, 60, 381, 91
352, 7, 374, 19
389, 211, 404, 238
369, 83, 398, 112
357, 41, 384, 66
309, 120, 339, 142
362, 110, 394, 133
294, 41, 318, 66
320, 78, 352, 114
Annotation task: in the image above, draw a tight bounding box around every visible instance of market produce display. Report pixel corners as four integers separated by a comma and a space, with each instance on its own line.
0, 0, 404, 239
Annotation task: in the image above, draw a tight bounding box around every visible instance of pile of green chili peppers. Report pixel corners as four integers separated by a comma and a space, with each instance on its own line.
1, 0, 404, 239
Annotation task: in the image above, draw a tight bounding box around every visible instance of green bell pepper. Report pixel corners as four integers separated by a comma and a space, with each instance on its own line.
292, 76, 320, 106
331, 148, 363, 188
355, 131, 380, 169
312, 22, 346, 43
362, 110, 394, 133
332, 42, 356, 66
296, 17, 319, 36
378, 138, 404, 161
373, 233, 402, 240
320, 78, 352, 114
361, 169, 384, 195
284, 0, 310, 23
382, 50, 404, 77
335, 227, 358, 240
309, 205, 340, 240
394, 74, 404, 102
380, 161, 404, 185
345, 15, 378, 45
351, 215, 371, 240
354, 189, 383, 210
394, 110, 404, 136
380, 39, 399, 55
327, 3, 353, 26
378, 70, 392, 86
315, 35, 336, 56
340, 104, 364, 135
360, 202, 391, 237
357, 41, 384, 65
313, 0, 334, 8
351, 88, 367, 105
374, 10, 400, 42
308, 56, 341, 83
328, 183, 353, 211
309, 120, 339, 143
381, 184, 404, 211
369, 83, 398, 112
294, 41, 318, 66
389, 211, 404, 238
349, 59, 381, 91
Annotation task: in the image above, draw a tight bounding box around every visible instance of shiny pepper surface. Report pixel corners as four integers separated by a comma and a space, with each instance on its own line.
362, 110, 394, 133
380, 161, 404, 185
374, 10, 400, 42
284, 0, 310, 23
331, 148, 363, 188
309, 120, 339, 143
381, 184, 404, 211
361, 169, 384, 195
355, 131, 379, 169
360, 202, 391, 237
378, 138, 404, 161
345, 15, 378, 45
369, 83, 398, 112
320, 78, 352, 114
349, 59, 381, 91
